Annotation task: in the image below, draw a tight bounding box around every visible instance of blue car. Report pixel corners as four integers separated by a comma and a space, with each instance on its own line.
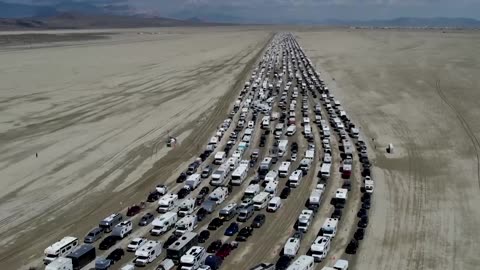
224, 222, 239, 236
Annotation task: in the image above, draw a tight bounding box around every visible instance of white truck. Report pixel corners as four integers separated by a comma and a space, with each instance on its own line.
180, 246, 207, 270
210, 164, 230, 186
209, 187, 229, 205
297, 209, 314, 232
310, 236, 331, 262
178, 198, 196, 217
231, 164, 248, 185
287, 255, 315, 270
365, 179, 374, 193
134, 240, 162, 266
158, 193, 179, 213
283, 237, 300, 258
279, 161, 291, 178
289, 170, 303, 188
151, 212, 178, 236
244, 184, 261, 199
253, 192, 273, 210
175, 214, 198, 235
214, 152, 226, 165
320, 218, 339, 238
264, 180, 279, 195
278, 140, 289, 157
45, 257, 73, 270
112, 220, 133, 239
186, 174, 201, 190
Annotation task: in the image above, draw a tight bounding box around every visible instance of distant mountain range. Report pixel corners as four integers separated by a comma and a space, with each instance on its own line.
323, 17, 480, 28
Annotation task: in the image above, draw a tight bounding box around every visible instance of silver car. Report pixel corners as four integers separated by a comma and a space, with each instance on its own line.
84, 227, 103, 243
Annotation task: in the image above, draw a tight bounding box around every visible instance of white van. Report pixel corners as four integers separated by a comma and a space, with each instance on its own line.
267, 197, 282, 212
43, 237, 79, 264
286, 125, 296, 136
214, 152, 226, 165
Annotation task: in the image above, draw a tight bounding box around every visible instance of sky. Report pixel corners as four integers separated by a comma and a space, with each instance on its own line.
4, 0, 480, 22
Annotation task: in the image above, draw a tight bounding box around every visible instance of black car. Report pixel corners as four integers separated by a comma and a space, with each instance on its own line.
272, 156, 278, 164
99, 235, 119, 250
196, 193, 206, 206
291, 142, 298, 153
196, 208, 208, 222
176, 172, 187, 183
199, 230, 210, 243
354, 228, 365, 240
177, 187, 191, 199
199, 186, 210, 196
280, 187, 291, 199
357, 208, 368, 218
251, 214, 266, 228
147, 191, 161, 202
331, 209, 342, 220
361, 193, 371, 202
106, 248, 124, 264
138, 213, 154, 226
235, 226, 253, 241
208, 217, 225, 230
275, 255, 292, 270
165, 234, 179, 247
358, 216, 369, 228
201, 166, 212, 178
207, 240, 223, 253
259, 140, 266, 147
345, 239, 359, 254
362, 201, 371, 210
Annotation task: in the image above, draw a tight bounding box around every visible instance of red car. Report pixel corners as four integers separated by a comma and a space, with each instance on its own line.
127, 202, 145, 217
215, 243, 233, 258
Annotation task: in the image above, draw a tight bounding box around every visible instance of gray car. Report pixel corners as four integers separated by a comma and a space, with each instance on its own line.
138, 213, 155, 226
84, 227, 104, 243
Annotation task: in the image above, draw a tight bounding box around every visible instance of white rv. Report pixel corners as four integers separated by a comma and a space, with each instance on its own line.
259, 157, 273, 172
178, 198, 196, 217
244, 184, 261, 199
158, 194, 179, 213
304, 124, 312, 138
278, 140, 289, 157
231, 165, 248, 185
264, 180, 279, 195
209, 187, 229, 205
289, 170, 303, 188
320, 163, 332, 178
214, 152, 226, 165
334, 188, 348, 205
287, 255, 315, 270
43, 237, 79, 264
227, 156, 239, 171
210, 164, 230, 186
112, 220, 133, 239
180, 246, 207, 270
253, 192, 273, 210
264, 170, 278, 183
279, 161, 291, 178
286, 125, 296, 136
151, 212, 178, 236
186, 174, 201, 190
175, 215, 198, 235
45, 257, 73, 270
297, 209, 314, 232
308, 188, 324, 209
320, 218, 339, 238
134, 240, 162, 266
274, 123, 284, 139
310, 236, 331, 262
261, 116, 270, 129
283, 237, 300, 258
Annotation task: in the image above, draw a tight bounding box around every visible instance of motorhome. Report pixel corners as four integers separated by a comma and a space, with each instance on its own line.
279, 161, 291, 178
334, 188, 348, 206
186, 174, 201, 190
151, 212, 178, 236
267, 197, 282, 212
232, 149, 244, 159
134, 240, 162, 266
208, 137, 218, 150
219, 203, 238, 221
175, 215, 198, 236
158, 194, 179, 213
237, 204, 255, 222
209, 187, 229, 205
44, 237, 79, 264
112, 220, 133, 239
365, 180, 374, 193
253, 192, 273, 210
244, 184, 261, 199
231, 165, 249, 185
227, 156, 239, 171
308, 188, 324, 209
299, 158, 312, 174
303, 124, 312, 138
286, 125, 296, 136
66, 245, 96, 270
180, 246, 207, 270
45, 257, 72, 270
289, 170, 303, 188
214, 152, 226, 165
167, 232, 199, 264
315, 115, 322, 124
261, 116, 270, 129
320, 218, 339, 238
302, 117, 310, 126
264, 170, 278, 183
305, 149, 315, 160
259, 157, 273, 173
210, 164, 230, 186
98, 213, 123, 233
333, 259, 349, 270
178, 198, 196, 217
278, 140, 289, 157
323, 154, 332, 164
297, 209, 314, 232
350, 127, 359, 138
264, 180, 279, 195
274, 123, 284, 139
286, 255, 315, 270
310, 236, 331, 262
283, 237, 300, 258
320, 163, 332, 178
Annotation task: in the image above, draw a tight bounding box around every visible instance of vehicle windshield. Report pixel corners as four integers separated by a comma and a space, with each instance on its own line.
46, 254, 57, 258
312, 250, 324, 255
137, 256, 148, 260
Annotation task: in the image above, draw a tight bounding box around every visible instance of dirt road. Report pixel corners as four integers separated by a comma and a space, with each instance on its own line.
297, 29, 480, 270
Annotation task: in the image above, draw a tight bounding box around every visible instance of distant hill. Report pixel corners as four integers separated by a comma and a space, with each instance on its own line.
323, 17, 480, 28
0, 13, 218, 30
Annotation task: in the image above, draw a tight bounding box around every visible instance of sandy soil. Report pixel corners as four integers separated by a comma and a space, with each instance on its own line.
297, 29, 480, 270
0, 27, 271, 269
